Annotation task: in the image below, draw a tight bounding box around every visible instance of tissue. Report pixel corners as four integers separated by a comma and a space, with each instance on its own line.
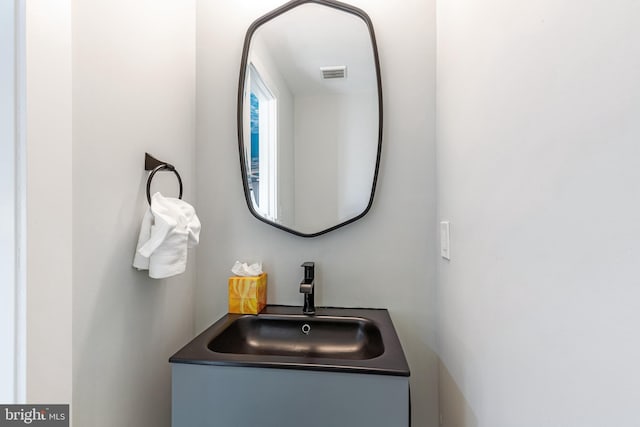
229, 261, 267, 314
231, 261, 263, 277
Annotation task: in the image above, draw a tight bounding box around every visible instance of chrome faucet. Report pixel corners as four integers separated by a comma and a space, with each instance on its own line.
299, 262, 315, 315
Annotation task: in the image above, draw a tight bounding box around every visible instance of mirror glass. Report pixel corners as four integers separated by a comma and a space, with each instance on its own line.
238, 0, 381, 237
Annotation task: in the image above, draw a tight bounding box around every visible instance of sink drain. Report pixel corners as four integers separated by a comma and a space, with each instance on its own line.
301, 323, 311, 335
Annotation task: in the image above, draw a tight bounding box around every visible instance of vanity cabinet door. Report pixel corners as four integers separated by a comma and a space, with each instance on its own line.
172, 364, 410, 427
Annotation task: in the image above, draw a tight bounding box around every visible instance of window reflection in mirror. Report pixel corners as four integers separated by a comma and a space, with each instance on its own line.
247, 64, 278, 221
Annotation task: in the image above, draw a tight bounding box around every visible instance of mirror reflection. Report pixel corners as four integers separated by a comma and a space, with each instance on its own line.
239, 0, 381, 237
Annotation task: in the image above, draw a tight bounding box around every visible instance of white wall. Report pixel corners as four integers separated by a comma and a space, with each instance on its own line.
437, 1, 640, 426
25, 0, 73, 404
293, 91, 377, 230
294, 94, 340, 229
72, 0, 196, 425
0, 0, 17, 403
196, 0, 438, 425
337, 91, 378, 220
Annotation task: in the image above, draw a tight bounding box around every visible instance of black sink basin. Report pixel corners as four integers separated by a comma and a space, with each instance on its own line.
208, 314, 384, 360
170, 305, 410, 376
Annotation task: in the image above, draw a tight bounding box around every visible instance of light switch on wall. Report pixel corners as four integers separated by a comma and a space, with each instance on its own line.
440, 221, 450, 260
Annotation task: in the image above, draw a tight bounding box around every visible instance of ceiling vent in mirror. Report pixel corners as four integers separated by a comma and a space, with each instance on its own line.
320, 65, 347, 79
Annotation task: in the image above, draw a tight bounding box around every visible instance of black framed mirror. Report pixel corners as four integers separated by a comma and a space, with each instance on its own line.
237, 0, 382, 237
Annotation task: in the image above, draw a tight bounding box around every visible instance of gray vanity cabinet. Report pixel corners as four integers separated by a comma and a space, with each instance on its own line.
172, 363, 409, 427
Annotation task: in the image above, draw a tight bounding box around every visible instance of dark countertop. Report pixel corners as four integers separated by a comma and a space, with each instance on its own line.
169, 305, 410, 377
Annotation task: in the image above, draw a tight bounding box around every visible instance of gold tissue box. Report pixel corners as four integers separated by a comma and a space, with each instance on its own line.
228, 273, 267, 314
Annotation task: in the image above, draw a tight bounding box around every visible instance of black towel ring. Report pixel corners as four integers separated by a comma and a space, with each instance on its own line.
145, 153, 183, 205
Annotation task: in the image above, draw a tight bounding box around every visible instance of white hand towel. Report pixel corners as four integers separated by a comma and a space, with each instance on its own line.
133, 192, 201, 279
132, 208, 153, 271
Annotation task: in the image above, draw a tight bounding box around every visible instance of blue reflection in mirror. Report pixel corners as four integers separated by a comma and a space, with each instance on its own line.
250, 92, 260, 205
